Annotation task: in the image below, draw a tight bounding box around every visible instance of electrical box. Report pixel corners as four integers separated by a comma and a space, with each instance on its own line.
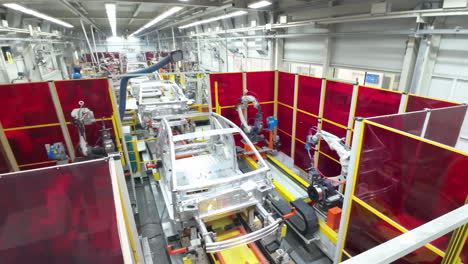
443, 0, 468, 8
371, 1, 391, 15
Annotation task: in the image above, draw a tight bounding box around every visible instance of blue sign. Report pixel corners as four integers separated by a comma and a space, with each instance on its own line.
365, 74, 379, 84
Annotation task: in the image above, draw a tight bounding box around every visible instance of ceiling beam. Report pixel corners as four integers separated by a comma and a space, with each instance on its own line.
128, 3, 143, 25
68, 0, 226, 7
59, 0, 101, 31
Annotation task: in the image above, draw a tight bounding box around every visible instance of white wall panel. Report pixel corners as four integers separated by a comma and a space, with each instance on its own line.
330, 19, 414, 72
283, 27, 326, 64
433, 36, 468, 77
427, 77, 452, 100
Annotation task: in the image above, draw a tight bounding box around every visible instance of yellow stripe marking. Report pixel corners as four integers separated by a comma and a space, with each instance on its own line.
19, 160, 57, 167
278, 102, 294, 110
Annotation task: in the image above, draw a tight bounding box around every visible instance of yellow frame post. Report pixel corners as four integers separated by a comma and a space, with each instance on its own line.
0, 122, 19, 171
290, 74, 299, 159
48, 81, 76, 162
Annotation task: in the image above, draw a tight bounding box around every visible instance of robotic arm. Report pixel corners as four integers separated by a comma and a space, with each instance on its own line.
306, 130, 350, 183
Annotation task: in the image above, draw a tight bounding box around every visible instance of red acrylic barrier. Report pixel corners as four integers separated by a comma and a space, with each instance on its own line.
6, 126, 65, 167
277, 104, 293, 135
368, 111, 426, 136
323, 81, 354, 127
278, 72, 295, 107
355, 86, 402, 118
319, 121, 347, 162
278, 130, 292, 156
210, 73, 243, 107
0, 146, 10, 173
54, 79, 114, 122
0, 82, 58, 129
145, 52, 155, 61
221, 107, 241, 127
344, 202, 442, 264
317, 153, 341, 178
354, 122, 468, 253
295, 111, 318, 143
425, 105, 467, 147
294, 140, 313, 170
297, 75, 322, 116
0, 159, 124, 264
246, 72, 275, 103
406, 95, 460, 112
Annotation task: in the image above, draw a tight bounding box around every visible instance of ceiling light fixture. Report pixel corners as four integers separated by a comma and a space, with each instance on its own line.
130, 6, 183, 36
105, 3, 117, 37
248, 1, 272, 9
3, 3, 74, 28
179, 11, 248, 29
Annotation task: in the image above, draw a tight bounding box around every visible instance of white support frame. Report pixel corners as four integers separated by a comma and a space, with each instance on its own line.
340, 204, 468, 264
346, 83, 359, 145
333, 118, 364, 264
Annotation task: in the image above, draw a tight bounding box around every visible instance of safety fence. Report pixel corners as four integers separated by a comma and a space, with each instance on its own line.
209, 71, 461, 179
0, 78, 124, 172
336, 105, 468, 263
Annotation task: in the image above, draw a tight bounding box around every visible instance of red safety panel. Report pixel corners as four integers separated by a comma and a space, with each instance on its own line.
67, 120, 115, 157
295, 112, 318, 143
369, 111, 426, 136
0, 82, 58, 129
354, 122, 468, 255
277, 104, 293, 135
278, 130, 292, 156
246, 71, 275, 103
278, 72, 295, 107
221, 107, 241, 128
406, 95, 460, 112
344, 202, 442, 264
323, 81, 354, 127
0, 145, 10, 173
54, 79, 114, 122
209, 73, 243, 107
297, 75, 321, 116
425, 105, 467, 147
294, 140, 313, 171
0, 160, 124, 264
317, 153, 341, 178
355, 86, 402, 118
6, 126, 65, 166
319, 121, 347, 162
145, 52, 155, 61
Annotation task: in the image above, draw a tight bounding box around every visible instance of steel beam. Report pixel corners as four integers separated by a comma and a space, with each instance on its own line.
69, 0, 224, 7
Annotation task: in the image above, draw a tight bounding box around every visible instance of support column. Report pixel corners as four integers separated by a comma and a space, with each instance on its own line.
398, 36, 420, 93
274, 37, 285, 71
322, 25, 334, 78
409, 35, 442, 96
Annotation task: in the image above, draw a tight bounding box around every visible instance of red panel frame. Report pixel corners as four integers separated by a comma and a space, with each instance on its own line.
294, 140, 313, 170
353, 122, 468, 253
295, 111, 318, 143
277, 104, 293, 135
297, 75, 321, 116
6, 126, 65, 166
424, 106, 467, 147
54, 79, 114, 122
209, 73, 243, 107
0, 160, 124, 264
319, 121, 347, 162
278, 72, 295, 107
355, 86, 402, 118
0, 82, 58, 129
246, 71, 275, 103
278, 130, 292, 156
323, 81, 354, 127
406, 95, 460, 112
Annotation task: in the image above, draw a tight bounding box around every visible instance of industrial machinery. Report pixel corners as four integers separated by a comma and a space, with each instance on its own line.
305, 128, 349, 212
236, 95, 279, 151
154, 112, 297, 263
137, 79, 193, 132
71, 101, 116, 159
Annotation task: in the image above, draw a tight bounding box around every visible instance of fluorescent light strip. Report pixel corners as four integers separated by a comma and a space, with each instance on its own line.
179, 11, 248, 29
130, 6, 183, 36
105, 3, 117, 37
3, 3, 74, 28
248, 1, 272, 9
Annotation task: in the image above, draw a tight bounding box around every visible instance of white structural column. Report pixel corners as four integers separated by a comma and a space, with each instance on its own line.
322, 25, 333, 78
398, 36, 420, 93
410, 35, 442, 96
274, 37, 285, 71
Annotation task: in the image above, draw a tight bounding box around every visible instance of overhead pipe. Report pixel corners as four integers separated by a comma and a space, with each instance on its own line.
118, 50, 183, 120
80, 19, 98, 65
